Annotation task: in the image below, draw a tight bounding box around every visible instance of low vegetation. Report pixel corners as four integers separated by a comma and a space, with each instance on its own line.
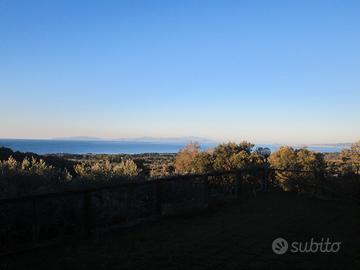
0, 156, 72, 197
0, 141, 359, 198
0, 149, 142, 198
0, 141, 359, 254
74, 159, 139, 180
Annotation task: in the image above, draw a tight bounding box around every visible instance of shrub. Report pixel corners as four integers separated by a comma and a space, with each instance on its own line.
0, 156, 72, 197
269, 147, 326, 191
74, 159, 140, 181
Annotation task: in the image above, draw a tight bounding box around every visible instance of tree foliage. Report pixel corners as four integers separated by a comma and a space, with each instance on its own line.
0, 156, 72, 197
268, 147, 326, 191
0, 155, 140, 197
174, 141, 268, 174
174, 142, 202, 174
269, 147, 325, 171
340, 141, 360, 175
74, 159, 140, 180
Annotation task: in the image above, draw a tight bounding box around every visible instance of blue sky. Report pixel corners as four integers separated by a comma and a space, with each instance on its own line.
0, 0, 359, 144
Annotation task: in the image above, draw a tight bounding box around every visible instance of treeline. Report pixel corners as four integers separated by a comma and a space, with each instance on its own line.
173, 141, 359, 195
174, 141, 360, 176
0, 147, 171, 180
174, 142, 269, 174
1, 141, 359, 198
327, 143, 360, 175
0, 147, 77, 174
0, 147, 142, 198
58, 152, 176, 178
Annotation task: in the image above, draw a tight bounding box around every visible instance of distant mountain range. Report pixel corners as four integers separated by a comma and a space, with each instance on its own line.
119, 136, 217, 144
302, 143, 352, 148
52, 137, 353, 148
52, 136, 217, 144
53, 136, 103, 141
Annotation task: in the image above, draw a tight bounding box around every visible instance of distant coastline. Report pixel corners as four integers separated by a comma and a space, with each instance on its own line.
0, 138, 351, 155
52, 136, 218, 144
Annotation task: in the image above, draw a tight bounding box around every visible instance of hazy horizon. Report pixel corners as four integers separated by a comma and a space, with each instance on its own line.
0, 132, 358, 146
1, 1, 359, 144
0, 136, 354, 146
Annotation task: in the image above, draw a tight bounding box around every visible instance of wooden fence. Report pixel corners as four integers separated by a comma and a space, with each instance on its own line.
0, 168, 357, 255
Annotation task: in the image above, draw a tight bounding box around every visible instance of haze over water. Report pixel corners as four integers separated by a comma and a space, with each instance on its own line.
0, 139, 348, 155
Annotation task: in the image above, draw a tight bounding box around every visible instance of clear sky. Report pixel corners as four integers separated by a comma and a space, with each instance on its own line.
0, 0, 359, 144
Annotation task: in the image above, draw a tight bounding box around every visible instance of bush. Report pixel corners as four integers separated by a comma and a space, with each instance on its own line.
269, 147, 326, 191
339, 141, 360, 175
174, 141, 269, 174
74, 159, 140, 181
0, 156, 72, 197
0, 156, 140, 197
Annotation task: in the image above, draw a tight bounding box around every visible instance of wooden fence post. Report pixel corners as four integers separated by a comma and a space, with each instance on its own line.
82, 191, 92, 236
235, 170, 242, 200
32, 198, 40, 243
263, 167, 269, 191
156, 181, 162, 216
202, 175, 209, 207
313, 170, 324, 183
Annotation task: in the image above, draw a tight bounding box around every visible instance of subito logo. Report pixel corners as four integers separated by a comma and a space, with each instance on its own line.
272, 237, 288, 255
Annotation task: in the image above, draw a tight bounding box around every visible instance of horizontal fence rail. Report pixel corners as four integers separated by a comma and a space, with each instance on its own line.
0, 168, 259, 205
0, 167, 358, 255
0, 168, 326, 204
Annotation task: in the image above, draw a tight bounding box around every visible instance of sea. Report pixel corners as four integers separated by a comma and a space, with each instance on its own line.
0, 139, 349, 155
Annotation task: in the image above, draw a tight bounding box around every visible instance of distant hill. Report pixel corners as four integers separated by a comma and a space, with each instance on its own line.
52, 136, 103, 141
307, 143, 352, 148
118, 136, 217, 144
52, 136, 217, 144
